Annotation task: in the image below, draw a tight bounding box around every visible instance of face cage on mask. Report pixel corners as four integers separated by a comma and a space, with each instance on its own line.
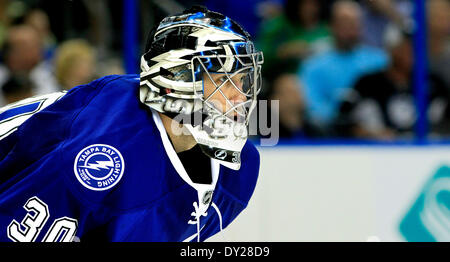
190, 52, 263, 127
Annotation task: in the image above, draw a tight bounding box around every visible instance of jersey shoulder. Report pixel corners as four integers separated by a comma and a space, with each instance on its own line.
0, 74, 133, 142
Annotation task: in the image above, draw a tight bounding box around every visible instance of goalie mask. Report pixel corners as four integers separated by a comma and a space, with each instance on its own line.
140, 7, 263, 170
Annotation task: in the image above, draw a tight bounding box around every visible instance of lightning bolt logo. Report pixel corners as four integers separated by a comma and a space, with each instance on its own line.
75, 144, 125, 191
80, 160, 114, 171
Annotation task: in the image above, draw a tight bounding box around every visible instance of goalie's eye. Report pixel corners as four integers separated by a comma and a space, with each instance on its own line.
215, 76, 228, 84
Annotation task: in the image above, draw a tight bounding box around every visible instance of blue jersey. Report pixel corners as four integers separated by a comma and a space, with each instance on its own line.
0, 74, 260, 242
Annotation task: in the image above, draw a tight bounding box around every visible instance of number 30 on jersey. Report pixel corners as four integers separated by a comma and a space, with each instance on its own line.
7, 196, 78, 242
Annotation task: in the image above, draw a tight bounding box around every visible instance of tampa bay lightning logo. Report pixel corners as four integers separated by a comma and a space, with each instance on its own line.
74, 144, 125, 191
214, 150, 227, 160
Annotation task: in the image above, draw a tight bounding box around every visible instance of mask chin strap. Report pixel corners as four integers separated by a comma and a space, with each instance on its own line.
198, 144, 241, 170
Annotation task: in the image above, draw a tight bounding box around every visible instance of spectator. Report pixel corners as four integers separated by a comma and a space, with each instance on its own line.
205, 0, 273, 38
360, 0, 413, 48
336, 31, 450, 139
255, 0, 283, 21
256, 0, 331, 75
261, 59, 323, 139
428, 0, 450, 89
54, 39, 96, 90
268, 73, 306, 138
1, 73, 33, 104
24, 8, 57, 61
299, 0, 388, 134
0, 24, 58, 106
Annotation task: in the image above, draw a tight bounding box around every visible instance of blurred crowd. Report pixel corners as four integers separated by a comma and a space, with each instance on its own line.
1, 0, 449, 141
250, 0, 450, 140
0, 0, 125, 106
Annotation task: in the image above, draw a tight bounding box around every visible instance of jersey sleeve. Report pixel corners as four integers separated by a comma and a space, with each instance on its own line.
0, 75, 128, 242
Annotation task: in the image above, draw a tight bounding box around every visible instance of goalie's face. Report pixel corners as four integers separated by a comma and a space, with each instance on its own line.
203, 73, 247, 121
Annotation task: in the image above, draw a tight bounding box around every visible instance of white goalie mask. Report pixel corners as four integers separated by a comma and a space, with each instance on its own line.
140, 7, 263, 170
